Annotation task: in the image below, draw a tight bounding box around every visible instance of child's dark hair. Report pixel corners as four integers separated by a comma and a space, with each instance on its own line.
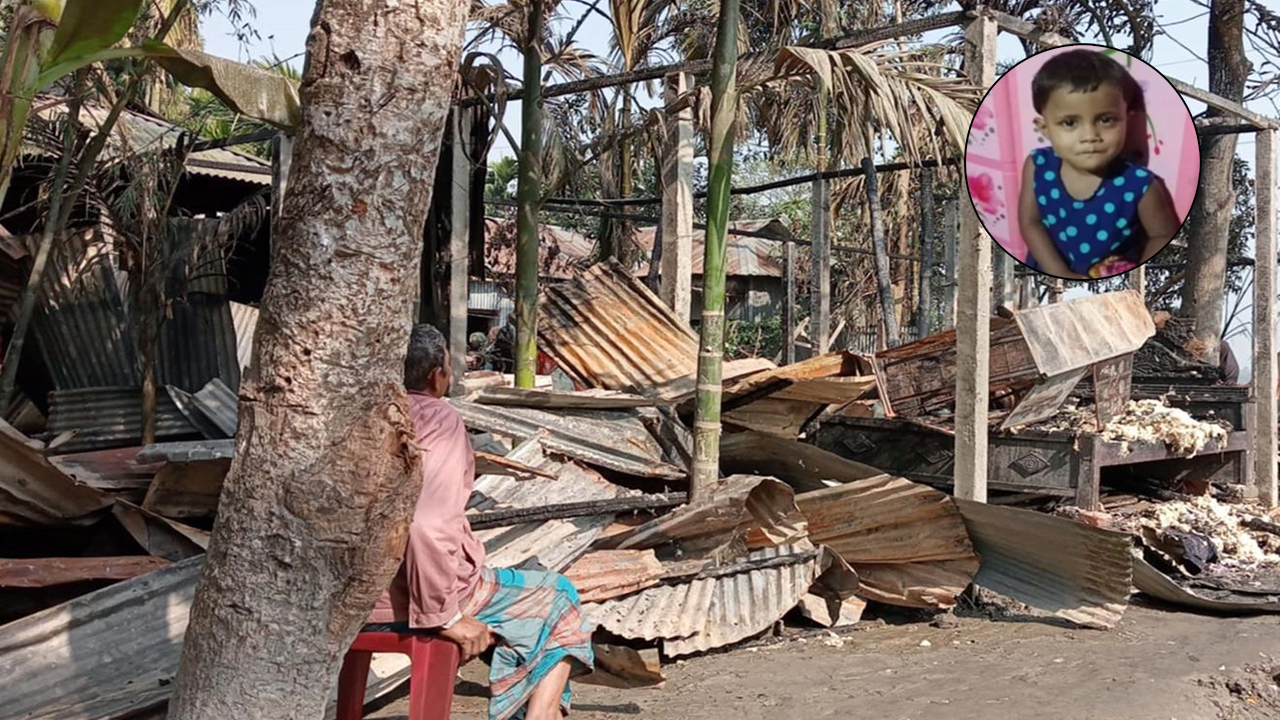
1031, 49, 1141, 114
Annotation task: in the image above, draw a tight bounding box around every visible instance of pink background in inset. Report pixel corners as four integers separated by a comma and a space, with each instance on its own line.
965, 46, 1200, 264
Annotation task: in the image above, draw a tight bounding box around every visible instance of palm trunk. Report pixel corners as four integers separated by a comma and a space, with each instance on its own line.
617, 90, 634, 265
689, 0, 739, 500
1180, 0, 1249, 361
166, 2, 470, 718
514, 0, 544, 389
916, 166, 934, 338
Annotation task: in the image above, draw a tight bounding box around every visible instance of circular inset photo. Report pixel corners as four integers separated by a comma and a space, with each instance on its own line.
964, 44, 1199, 281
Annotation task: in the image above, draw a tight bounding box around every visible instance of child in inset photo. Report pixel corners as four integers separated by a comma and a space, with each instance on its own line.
1018, 49, 1181, 279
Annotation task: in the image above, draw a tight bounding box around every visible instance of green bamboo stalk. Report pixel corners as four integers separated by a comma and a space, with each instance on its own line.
689, 0, 739, 500
514, 0, 544, 389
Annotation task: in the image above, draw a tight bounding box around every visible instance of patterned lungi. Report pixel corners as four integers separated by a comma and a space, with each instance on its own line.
461, 567, 595, 720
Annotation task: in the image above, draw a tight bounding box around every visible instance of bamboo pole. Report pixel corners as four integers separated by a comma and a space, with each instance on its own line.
689, 0, 740, 500
514, 0, 544, 389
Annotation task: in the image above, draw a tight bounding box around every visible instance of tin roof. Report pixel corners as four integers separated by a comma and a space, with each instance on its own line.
633, 219, 792, 278
483, 217, 597, 280
31, 101, 272, 186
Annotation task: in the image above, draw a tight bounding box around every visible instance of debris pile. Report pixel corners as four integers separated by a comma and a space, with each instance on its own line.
1115, 495, 1280, 570
1029, 398, 1231, 457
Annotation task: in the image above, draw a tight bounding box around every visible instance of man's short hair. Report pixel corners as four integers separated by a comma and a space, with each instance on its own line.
1031, 49, 1141, 114
405, 324, 447, 391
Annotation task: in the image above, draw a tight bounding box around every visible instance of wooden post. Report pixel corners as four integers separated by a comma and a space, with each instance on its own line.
448, 108, 470, 394
1253, 128, 1277, 507
514, 0, 544, 388
810, 177, 831, 354
941, 197, 957, 328
955, 12, 996, 503
784, 239, 797, 364
1132, 264, 1147, 303
660, 72, 695, 320
917, 166, 935, 338
1049, 278, 1064, 303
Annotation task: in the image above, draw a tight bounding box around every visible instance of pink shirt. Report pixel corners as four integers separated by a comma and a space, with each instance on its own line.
369, 392, 486, 627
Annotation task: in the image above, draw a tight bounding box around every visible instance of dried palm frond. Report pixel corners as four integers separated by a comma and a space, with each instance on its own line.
768, 42, 981, 167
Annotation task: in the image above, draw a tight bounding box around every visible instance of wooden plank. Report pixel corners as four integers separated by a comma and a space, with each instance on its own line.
659, 72, 694, 321
1000, 367, 1088, 431
449, 107, 471, 394
1091, 353, 1134, 425
955, 13, 997, 503
1255, 129, 1278, 507
140, 459, 229, 519
784, 240, 797, 364
0, 556, 171, 588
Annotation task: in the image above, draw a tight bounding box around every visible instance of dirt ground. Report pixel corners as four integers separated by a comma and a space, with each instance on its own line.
370, 601, 1280, 720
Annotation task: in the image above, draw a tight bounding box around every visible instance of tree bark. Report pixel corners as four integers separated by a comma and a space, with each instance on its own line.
1180, 0, 1250, 361
167, 2, 469, 719
689, 0, 739, 500
864, 152, 899, 347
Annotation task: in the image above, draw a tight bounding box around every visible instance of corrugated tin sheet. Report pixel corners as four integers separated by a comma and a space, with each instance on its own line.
136, 439, 234, 464
719, 432, 882, 494
596, 475, 806, 555
1133, 557, 1280, 614
564, 550, 665, 603
539, 261, 699, 397
484, 218, 597, 280
229, 302, 259, 376
452, 399, 685, 480
1013, 290, 1155, 378
193, 378, 238, 436
47, 386, 201, 453
0, 418, 110, 526
166, 385, 229, 439
32, 229, 141, 389
633, 220, 791, 278
955, 499, 1133, 629
156, 221, 242, 394
583, 545, 829, 658
796, 476, 979, 609
471, 438, 629, 571
31, 102, 271, 186
471, 386, 655, 410
468, 278, 507, 313
0, 555, 202, 720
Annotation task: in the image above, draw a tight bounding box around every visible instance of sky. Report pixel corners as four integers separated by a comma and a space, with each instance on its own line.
200, 1, 1277, 380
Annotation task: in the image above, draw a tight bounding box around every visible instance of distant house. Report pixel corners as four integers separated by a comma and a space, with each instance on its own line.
473, 216, 794, 329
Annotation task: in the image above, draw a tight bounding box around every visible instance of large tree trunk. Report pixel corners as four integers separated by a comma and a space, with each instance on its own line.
1180, 0, 1249, 360
167, 2, 469, 719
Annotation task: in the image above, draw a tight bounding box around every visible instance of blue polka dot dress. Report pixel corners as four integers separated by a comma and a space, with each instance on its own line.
1028, 146, 1153, 276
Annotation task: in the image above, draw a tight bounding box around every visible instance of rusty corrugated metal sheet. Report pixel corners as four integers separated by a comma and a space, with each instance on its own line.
797, 476, 979, 609
0, 555, 202, 720
47, 387, 200, 453
633, 220, 791, 278
955, 499, 1132, 629
452, 399, 685, 479
595, 475, 806, 555
719, 432, 882, 494
156, 223, 241, 394
539, 261, 700, 395
564, 550, 665, 603
1013, 290, 1155, 378
484, 217, 596, 279
0, 556, 170, 588
0, 418, 110, 526
583, 545, 829, 658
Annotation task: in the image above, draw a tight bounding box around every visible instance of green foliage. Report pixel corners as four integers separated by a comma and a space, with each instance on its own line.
45, 0, 144, 70
486, 156, 519, 200
725, 315, 784, 360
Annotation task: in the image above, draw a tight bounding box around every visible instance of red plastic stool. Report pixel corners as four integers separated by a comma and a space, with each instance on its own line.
336, 630, 460, 720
